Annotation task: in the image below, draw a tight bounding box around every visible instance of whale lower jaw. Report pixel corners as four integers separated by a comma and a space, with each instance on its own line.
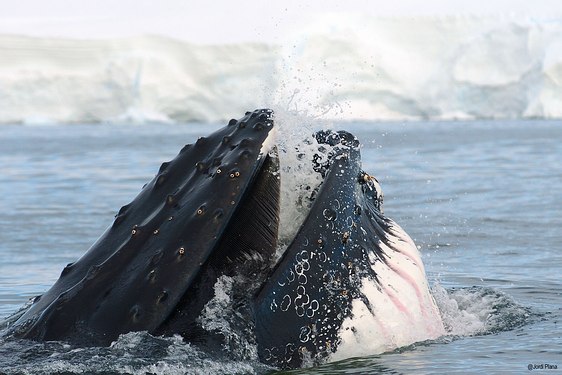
329, 219, 445, 362
252, 129, 444, 368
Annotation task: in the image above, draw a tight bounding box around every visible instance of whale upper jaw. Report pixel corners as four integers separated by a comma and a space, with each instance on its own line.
8, 109, 280, 345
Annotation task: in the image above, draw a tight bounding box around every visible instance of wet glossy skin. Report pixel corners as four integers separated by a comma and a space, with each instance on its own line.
9, 109, 275, 345
254, 130, 389, 368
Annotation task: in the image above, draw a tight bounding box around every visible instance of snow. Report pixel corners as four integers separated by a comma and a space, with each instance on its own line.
1, 16, 561, 124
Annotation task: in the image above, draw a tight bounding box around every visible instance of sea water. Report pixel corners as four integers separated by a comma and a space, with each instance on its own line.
0, 120, 560, 374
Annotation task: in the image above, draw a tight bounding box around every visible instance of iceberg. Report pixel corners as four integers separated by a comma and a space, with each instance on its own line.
0, 16, 561, 124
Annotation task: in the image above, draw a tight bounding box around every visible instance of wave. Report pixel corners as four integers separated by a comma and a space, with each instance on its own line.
1, 16, 562, 124
0, 284, 532, 374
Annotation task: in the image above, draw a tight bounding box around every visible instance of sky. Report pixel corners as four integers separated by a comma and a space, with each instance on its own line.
0, 0, 561, 44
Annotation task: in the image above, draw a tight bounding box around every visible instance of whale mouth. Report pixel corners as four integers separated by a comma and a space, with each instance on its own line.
154, 149, 282, 344
5, 109, 443, 370
153, 126, 370, 347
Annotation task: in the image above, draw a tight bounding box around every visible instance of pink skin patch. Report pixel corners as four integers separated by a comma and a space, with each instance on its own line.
386, 261, 427, 316
382, 283, 415, 319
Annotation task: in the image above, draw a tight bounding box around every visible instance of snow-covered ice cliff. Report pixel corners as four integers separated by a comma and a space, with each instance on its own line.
1, 16, 561, 123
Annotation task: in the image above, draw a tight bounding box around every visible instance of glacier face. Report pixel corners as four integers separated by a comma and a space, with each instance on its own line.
1, 16, 561, 124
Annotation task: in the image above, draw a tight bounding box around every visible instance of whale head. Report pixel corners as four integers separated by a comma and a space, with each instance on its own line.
6, 109, 444, 369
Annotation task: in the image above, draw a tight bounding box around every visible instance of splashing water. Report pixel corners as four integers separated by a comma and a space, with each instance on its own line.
198, 275, 259, 361
270, 109, 333, 251
0, 332, 270, 375
432, 284, 531, 337
0, 284, 532, 374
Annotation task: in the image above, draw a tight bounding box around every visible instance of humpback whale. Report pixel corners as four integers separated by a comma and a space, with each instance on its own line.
4, 109, 444, 369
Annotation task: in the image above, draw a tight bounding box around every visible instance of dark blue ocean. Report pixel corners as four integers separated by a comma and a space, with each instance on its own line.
0, 120, 560, 374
